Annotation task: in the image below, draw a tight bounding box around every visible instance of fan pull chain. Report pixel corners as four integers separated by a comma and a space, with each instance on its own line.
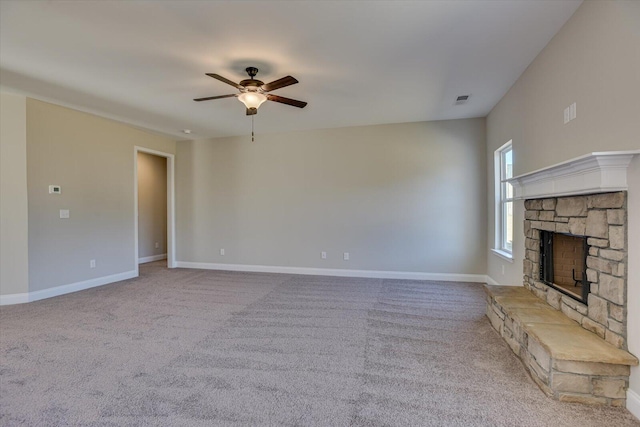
251, 115, 255, 142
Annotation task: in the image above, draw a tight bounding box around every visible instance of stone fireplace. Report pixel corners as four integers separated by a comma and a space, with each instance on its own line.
485, 151, 639, 406
524, 191, 628, 348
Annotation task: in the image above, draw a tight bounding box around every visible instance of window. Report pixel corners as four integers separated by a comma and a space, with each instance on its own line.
495, 141, 513, 256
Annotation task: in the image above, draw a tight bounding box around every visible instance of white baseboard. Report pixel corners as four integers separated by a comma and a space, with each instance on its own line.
485, 275, 525, 287
176, 261, 489, 283
0, 270, 137, 306
0, 292, 29, 305
485, 275, 500, 286
628, 388, 640, 421
138, 253, 167, 264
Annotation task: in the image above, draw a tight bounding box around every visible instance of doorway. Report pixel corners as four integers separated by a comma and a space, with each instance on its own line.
134, 147, 176, 273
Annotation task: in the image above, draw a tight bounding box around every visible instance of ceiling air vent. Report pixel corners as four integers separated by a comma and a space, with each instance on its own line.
455, 95, 470, 105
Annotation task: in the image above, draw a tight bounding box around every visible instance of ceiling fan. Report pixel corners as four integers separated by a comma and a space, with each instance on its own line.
194, 67, 307, 115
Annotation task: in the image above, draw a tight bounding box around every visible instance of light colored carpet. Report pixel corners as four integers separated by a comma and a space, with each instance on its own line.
1, 261, 638, 426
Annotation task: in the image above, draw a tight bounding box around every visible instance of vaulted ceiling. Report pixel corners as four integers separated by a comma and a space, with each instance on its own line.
0, 1, 582, 139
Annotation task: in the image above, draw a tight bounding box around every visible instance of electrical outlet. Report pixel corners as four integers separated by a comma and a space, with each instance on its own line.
90, 259, 96, 268
155, 242, 159, 249
59, 209, 70, 219
321, 251, 327, 259
220, 248, 225, 256
343, 252, 350, 261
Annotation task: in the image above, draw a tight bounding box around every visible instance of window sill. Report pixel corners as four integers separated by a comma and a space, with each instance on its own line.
491, 248, 514, 263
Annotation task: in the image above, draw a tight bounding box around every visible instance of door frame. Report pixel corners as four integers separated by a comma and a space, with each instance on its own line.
134, 146, 176, 272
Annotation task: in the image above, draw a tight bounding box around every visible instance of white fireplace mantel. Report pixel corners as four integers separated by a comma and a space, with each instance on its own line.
508, 150, 640, 200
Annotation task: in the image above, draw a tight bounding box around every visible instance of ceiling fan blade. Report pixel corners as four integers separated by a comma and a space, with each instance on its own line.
193, 94, 237, 102
206, 73, 242, 89
266, 94, 307, 108
261, 76, 298, 92
246, 107, 257, 116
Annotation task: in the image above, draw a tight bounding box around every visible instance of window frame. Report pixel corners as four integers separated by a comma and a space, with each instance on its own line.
494, 141, 514, 258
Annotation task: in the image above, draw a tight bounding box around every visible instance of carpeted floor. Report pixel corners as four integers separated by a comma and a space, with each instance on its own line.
1, 262, 638, 426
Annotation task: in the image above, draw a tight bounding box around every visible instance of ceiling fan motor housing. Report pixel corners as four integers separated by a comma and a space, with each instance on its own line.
240, 67, 263, 91
239, 79, 264, 91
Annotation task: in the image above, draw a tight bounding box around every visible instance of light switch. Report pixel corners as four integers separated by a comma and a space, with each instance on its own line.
60, 209, 70, 219
564, 102, 577, 124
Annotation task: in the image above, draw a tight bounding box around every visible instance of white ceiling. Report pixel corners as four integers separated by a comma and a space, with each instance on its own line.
0, 0, 582, 140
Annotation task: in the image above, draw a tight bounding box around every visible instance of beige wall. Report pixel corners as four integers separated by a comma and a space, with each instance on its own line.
27, 99, 176, 292
137, 152, 167, 259
0, 93, 29, 297
485, 0, 640, 408
628, 156, 640, 412
177, 119, 487, 275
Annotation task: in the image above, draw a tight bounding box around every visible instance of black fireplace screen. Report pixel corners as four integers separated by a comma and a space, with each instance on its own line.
540, 230, 589, 304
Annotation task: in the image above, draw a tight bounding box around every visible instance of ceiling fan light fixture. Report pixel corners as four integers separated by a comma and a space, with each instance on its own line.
238, 91, 267, 110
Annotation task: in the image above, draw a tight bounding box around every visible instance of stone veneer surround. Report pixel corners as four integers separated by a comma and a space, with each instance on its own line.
524, 191, 628, 349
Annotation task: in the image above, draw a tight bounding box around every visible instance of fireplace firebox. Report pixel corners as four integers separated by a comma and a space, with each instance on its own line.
540, 231, 588, 304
